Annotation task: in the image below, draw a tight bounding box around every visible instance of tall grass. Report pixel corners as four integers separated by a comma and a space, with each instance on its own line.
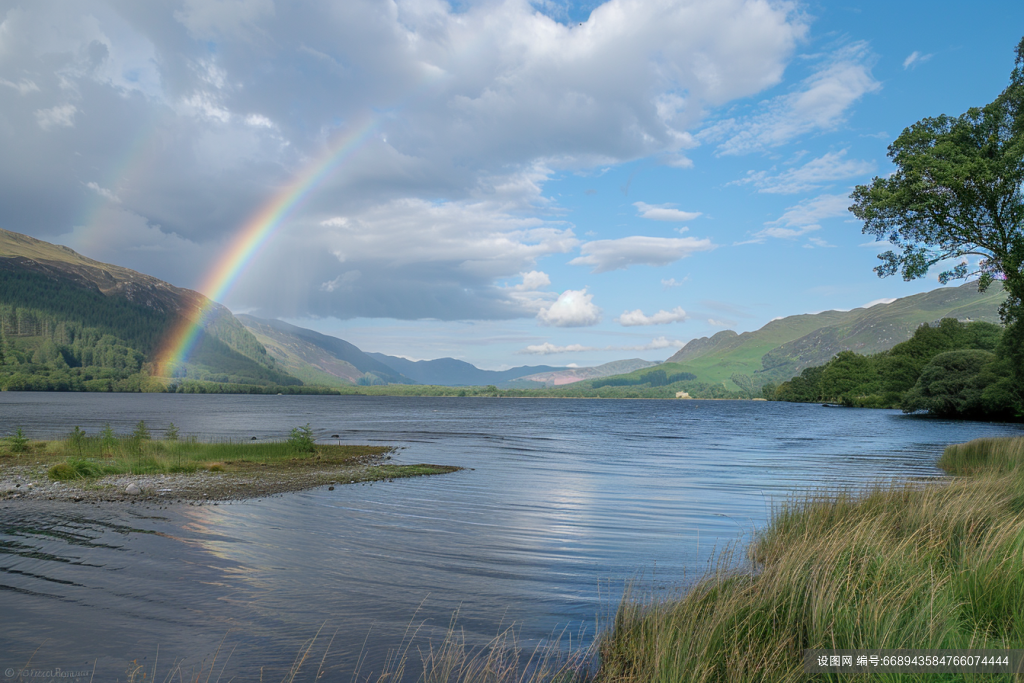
39, 426, 390, 480
598, 436, 1024, 682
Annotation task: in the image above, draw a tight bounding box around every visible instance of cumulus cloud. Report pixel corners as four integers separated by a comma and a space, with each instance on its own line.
634, 201, 701, 222
513, 271, 552, 291
732, 150, 874, 194
616, 306, 688, 326
701, 42, 880, 155
570, 236, 715, 273
0, 0, 809, 320
537, 288, 602, 327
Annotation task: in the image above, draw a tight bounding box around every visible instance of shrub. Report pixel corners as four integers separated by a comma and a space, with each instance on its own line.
9, 427, 28, 453
100, 423, 117, 454
132, 420, 151, 442
288, 423, 316, 453
68, 426, 86, 455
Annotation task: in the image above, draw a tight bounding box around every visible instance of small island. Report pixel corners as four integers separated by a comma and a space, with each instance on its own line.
0, 422, 460, 504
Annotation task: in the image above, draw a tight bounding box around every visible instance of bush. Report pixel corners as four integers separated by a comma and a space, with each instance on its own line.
67, 426, 86, 455
9, 427, 28, 453
288, 423, 316, 453
901, 349, 998, 417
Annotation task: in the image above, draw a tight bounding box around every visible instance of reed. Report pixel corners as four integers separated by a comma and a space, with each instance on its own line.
18, 424, 395, 479
597, 436, 1024, 682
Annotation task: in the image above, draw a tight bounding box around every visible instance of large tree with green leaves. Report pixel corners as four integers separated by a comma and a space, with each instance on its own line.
850, 38, 1024, 409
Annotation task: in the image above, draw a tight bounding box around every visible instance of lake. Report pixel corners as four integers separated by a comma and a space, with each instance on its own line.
1, 393, 1021, 680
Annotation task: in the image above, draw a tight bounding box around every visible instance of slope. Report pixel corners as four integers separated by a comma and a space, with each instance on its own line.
367, 353, 565, 387
237, 315, 413, 387
0, 228, 300, 387
657, 281, 1005, 385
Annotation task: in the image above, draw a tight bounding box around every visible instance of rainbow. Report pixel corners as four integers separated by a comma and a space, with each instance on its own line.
156, 116, 380, 375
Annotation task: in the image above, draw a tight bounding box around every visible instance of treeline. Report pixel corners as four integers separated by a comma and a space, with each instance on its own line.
0, 269, 172, 353
167, 380, 338, 395
763, 319, 1020, 420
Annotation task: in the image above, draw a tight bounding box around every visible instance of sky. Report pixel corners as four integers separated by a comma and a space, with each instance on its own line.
1, 0, 1022, 370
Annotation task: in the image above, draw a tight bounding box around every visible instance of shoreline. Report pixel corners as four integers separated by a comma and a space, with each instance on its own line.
0, 455, 462, 505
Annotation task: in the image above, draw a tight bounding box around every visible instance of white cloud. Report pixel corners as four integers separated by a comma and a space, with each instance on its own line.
624, 336, 684, 350
522, 342, 596, 355
85, 182, 120, 203
570, 236, 715, 273
862, 297, 896, 308
634, 201, 701, 222
513, 271, 551, 292
702, 42, 881, 155
806, 236, 836, 248
519, 336, 684, 354
661, 277, 687, 288
741, 193, 851, 244
0, 0, 811, 322
733, 150, 874, 194
707, 318, 731, 327
903, 51, 932, 70
35, 104, 77, 130
617, 306, 688, 326
245, 113, 275, 128
536, 288, 602, 327
0, 78, 40, 95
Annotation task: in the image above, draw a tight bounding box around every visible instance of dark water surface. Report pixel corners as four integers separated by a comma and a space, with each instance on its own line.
1, 394, 1021, 680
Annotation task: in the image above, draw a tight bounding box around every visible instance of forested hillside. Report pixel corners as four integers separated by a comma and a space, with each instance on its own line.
766, 319, 1019, 420
0, 229, 308, 392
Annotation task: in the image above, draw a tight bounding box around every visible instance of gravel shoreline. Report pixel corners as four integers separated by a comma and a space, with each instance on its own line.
0, 456, 459, 505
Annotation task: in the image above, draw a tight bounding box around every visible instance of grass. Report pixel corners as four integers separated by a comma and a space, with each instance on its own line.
0, 424, 400, 480
597, 436, 1024, 682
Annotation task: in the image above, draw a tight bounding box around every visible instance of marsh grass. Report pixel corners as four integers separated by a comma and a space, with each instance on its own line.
598, 436, 1024, 682
121, 614, 595, 683
28, 427, 394, 480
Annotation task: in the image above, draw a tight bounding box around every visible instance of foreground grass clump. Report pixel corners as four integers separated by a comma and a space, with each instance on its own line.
6, 423, 398, 480
598, 436, 1024, 683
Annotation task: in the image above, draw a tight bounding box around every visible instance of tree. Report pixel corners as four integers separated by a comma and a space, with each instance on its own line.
850, 38, 1024, 409
901, 349, 998, 418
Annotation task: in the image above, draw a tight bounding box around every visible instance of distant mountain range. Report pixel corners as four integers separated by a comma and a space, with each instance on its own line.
365, 353, 564, 387
236, 316, 413, 386
0, 228, 1008, 394
506, 359, 660, 387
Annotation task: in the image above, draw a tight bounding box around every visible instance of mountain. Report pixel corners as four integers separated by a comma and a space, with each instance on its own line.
0, 228, 302, 389
507, 358, 660, 387
237, 315, 413, 387
366, 353, 564, 387
662, 281, 1006, 385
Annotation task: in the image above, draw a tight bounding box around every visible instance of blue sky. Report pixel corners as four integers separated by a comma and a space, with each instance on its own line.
1, 0, 1021, 369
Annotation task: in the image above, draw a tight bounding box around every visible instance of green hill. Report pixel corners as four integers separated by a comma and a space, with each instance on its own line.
0, 228, 305, 391
660, 281, 1005, 386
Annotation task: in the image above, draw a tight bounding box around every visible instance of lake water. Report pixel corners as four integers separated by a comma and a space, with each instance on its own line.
1, 394, 1021, 680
